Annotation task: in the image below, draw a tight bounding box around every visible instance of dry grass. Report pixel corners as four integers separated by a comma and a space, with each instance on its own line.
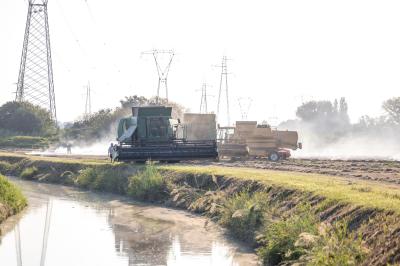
161, 165, 400, 213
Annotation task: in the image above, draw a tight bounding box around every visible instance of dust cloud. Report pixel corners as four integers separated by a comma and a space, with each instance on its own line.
290, 123, 400, 161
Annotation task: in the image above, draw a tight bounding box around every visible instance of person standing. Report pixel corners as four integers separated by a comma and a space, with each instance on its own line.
108, 143, 114, 162
66, 143, 72, 154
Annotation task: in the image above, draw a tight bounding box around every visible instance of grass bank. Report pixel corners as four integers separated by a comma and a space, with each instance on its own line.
0, 174, 27, 233
0, 152, 399, 265
161, 165, 400, 213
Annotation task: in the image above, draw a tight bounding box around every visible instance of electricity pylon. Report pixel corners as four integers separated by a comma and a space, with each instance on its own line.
16, 0, 57, 121
199, 83, 209, 114
142, 50, 175, 104
216, 56, 231, 126
238, 97, 253, 120
84, 82, 92, 118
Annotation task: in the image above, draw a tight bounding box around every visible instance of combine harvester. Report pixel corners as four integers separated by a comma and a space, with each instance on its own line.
218, 121, 302, 161
111, 106, 218, 162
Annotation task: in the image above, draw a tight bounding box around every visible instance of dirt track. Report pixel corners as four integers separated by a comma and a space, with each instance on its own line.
195, 158, 400, 185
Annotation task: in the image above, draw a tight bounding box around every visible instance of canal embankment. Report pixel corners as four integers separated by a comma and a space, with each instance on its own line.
0, 174, 26, 234
0, 152, 400, 265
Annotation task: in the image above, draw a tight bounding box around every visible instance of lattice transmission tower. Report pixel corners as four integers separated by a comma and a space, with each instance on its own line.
199, 83, 209, 114
142, 50, 175, 104
16, 0, 57, 121
216, 56, 231, 126
238, 97, 253, 120
84, 82, 92, 118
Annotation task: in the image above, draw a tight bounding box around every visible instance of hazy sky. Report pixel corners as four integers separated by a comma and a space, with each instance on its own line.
1, 0, 400, 124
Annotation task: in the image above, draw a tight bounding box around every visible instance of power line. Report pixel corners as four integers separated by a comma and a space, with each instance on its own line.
56, 0, 122, 78
53, 0, 88, 58
82, 0, 123, 75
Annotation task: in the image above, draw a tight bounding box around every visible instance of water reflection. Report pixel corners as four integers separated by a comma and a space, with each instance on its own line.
0, 179, 257, 266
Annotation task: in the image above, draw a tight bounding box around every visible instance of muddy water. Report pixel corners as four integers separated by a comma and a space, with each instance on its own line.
0, 178, 258, 266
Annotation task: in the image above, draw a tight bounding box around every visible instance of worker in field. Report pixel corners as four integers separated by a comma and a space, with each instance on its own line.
108, 143, 114, 162
66, 143, 72, 154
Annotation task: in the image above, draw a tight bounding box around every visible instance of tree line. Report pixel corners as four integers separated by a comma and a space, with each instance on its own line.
279, 97, 400, 146
0, 95, 399, 147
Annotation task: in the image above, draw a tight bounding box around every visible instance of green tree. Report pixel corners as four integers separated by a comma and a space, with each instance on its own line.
120, 95, 186, 119
120, 95, 149, 109
339, 97, 350, 124
383, 97, 400, 124
295, 99, 351, 142
296, 101, 335, 122
0, 101, 56, 136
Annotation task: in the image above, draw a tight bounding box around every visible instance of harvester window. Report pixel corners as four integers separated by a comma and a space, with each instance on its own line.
148, 117, 168, 138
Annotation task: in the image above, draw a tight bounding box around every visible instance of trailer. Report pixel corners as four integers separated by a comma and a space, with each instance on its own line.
218, 121, 302, 161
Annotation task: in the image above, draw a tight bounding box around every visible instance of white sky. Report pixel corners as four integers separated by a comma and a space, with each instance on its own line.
1, 0, 400, 124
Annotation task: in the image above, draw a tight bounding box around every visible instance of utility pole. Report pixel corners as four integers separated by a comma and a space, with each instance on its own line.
216, 56, 231, 126
84, 82, 92, 118
238, 97, 252, 120
16, 0, 57, 121
142, 50, 175, 104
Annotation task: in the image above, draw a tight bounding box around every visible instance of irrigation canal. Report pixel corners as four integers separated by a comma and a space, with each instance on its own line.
0, 177, 258, 266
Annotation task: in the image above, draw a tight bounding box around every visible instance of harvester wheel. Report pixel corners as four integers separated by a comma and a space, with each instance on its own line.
268, 152, 280, 162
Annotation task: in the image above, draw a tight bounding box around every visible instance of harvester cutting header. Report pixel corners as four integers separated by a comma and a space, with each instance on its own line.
110, 106, 218, 162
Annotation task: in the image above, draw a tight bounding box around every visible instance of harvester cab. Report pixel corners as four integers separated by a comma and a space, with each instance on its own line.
111, 106, 218, 162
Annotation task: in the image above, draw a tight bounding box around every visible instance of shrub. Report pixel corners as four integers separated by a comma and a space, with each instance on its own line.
127, 163, 167, 201
309, 221, 367, 266
0, 161, 13, 175
220, 191, 269, 242
20, 166, 39, 179
76, 166, 129, 194
76, 168, 96, 188
0, 175, 27, 214
257, 204, 318, 265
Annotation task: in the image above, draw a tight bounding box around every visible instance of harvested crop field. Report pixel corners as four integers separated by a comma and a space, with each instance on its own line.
195, 158, 400, 185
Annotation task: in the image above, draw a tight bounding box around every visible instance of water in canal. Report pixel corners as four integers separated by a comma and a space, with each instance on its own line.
0, 178, 258, 266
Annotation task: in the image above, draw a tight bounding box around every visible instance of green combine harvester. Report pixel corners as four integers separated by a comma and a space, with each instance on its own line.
111, 106, 218, 162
